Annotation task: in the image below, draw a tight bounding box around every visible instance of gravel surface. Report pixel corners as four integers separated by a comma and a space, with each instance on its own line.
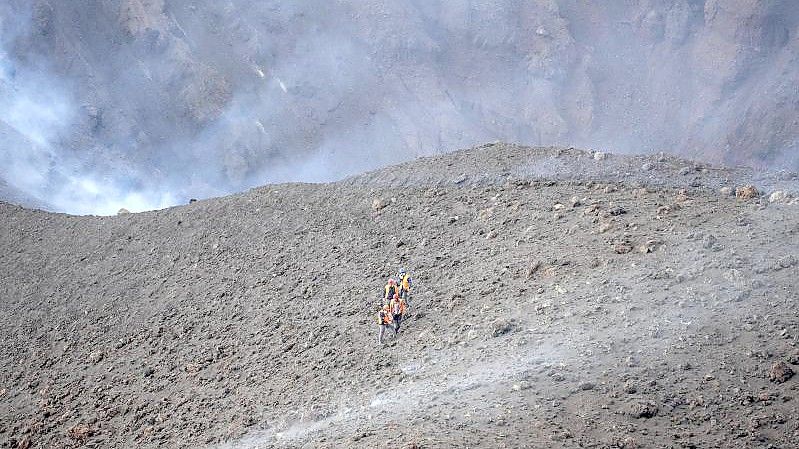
1, 144, 798, 448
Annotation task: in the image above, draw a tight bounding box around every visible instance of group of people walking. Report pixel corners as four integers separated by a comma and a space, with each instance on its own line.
377, 268, 412, 344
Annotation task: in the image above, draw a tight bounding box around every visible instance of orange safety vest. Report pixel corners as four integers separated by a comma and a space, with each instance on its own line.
378, 308, 393, 325
390, 298, 406, 315
385, 283, 399, 299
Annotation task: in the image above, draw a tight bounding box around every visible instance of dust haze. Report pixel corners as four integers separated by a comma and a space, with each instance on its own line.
1, 0, 798, 214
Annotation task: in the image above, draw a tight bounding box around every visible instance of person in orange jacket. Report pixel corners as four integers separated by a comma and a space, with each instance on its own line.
396, 268, 412, 302
389, 293, 407, 334
377, 304, 393, 344
384, 278, 400, 302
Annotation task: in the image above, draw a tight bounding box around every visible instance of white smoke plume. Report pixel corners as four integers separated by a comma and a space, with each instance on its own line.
1, 1, 797, 215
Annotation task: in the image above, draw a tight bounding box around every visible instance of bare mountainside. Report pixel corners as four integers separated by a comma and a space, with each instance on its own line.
1, 144, 798, 448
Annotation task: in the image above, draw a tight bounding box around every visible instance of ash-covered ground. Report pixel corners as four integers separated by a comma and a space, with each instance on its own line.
1, 143, 798, 448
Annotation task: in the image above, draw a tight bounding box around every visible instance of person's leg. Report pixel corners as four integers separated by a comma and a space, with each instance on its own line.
379, 324, 385, 343
393, 314, 401, 333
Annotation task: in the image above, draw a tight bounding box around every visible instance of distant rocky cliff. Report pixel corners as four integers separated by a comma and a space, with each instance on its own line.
1, 0, 797, 213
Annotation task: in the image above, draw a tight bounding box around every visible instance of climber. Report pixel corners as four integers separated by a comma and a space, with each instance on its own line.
377, 304, 393, 344
390, 293, 407, 334
396, 268, 412, 302
384, 278, 400, 302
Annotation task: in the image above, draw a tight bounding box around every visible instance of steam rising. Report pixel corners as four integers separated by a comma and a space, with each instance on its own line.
1, 1, 797, 215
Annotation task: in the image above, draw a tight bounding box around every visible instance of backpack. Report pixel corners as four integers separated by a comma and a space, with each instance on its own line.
392, 301, 403, 316
400, 274, 411, 290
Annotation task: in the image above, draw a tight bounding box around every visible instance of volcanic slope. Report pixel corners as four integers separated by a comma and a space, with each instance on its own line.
1, 144, 798, 449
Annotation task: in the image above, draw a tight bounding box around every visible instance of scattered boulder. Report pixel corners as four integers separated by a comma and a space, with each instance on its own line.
478, 207, 494, 220
490, 319, 517, 337
777, 255, 797, 269
735, 185, 759, 199
769, 361, 794, 383
88, 350, 104, 364
526, 260, 542, 279
68, 423, 95, 442
629, 401, 658, 418
719, 186, 733, 196
371, 198, 388, 211
593, 151, 607, 161
578, 381, 595, 391
613, 241, 633, 254
583, 203, 600, 216
702, 234, 718, 250
512, 381, 532, 391
637, 240, 661, 253
117, 208, 130, 215
12, 437, 31, 449
769, 190, 790, 203
656, 204, 680, 217
608, 206, 627, 216
570, 196, 582, 207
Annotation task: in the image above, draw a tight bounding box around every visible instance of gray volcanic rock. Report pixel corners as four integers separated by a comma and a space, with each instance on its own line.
1, 1, 799, 213
1, 144, 798, 448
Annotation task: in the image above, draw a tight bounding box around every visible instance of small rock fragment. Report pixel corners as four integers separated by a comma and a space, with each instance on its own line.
593, 151, 607, 160
719, 186, 733, 196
